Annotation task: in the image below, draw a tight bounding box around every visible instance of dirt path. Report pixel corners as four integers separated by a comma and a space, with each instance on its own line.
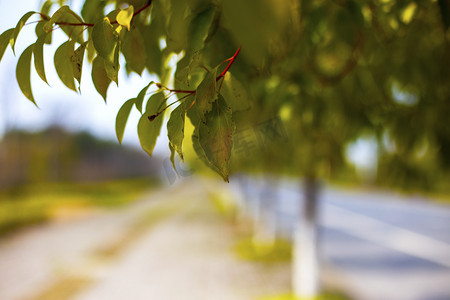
0, 179, 290, 300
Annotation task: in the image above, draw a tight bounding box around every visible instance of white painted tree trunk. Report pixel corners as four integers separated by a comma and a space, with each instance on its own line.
293, 177, 320, 298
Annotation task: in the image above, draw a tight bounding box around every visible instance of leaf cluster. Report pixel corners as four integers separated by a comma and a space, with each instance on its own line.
2, 0, 450, 189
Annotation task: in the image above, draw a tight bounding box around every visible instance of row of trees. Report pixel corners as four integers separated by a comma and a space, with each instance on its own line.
1, 0, 450, 298
0, 127, 160, 187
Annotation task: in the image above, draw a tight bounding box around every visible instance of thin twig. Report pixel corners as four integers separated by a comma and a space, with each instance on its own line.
40, 0, 153, 28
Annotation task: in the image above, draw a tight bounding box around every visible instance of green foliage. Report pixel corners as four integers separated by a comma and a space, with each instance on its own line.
198, 95, 234, 182
34, 32, 50, 84
91, 56, 111, 101
167, 99, 186, 161
194, 66, 217, 116
0, 29, 14, 61
1, 0, 450, 186
72, 42, 88, 85
44, 6, 85, 43
16, 44, 35, 104
116, 98, 136, 144
54, 40, 77, 91
138, 92, 166, 156
11, 11, 37, 53
135, 81, 154, 113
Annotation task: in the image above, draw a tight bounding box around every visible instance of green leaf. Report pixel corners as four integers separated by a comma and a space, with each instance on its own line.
198, 94, 234, 182
40, 0, 53, 16
189, 7, 215, 52
143, 24, 162, 75
86, 30, 96, 62
122, 27, 147, 75
135, 81, 154, 113
0, 29, 14, 62
44, 6, 85, 43
81, 0, 107, 23
138, 92, 166, 156
71, 42, 88, 85
16, 44, 36, 105
104, 59, 119, 85
35, 22, 52, 44
169, 143, 177, 170
33, 33, 49, 84
174, 51, 204, 90
192, 126, 222, 177
91, 56, 111, 101
116, 98, 135, 144
117, 6, 134, 31
11, 11, 36, 53
92, 18, 120, 84
167, 101, 187, 161
220, 73, 251, 111
54, 40, 76, 91
195, 67, 217, 116
35, 2, 53, 43
92, 18, 118, 65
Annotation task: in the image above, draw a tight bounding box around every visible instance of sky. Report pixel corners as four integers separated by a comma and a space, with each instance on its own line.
0, 0, 170, 156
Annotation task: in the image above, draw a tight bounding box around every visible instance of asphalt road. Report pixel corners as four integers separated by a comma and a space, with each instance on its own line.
233, 177, 450, 300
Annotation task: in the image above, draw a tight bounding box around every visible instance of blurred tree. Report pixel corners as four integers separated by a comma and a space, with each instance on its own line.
0, 127, 160, 186
1, 0, 449, 298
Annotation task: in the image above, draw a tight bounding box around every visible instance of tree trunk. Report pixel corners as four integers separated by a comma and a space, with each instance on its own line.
293, 176, 320, 298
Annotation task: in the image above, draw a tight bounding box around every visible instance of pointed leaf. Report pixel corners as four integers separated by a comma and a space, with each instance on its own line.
11, 11, 36, 53
220, 73, 251, 111
169, 143, 177, 171
33, 32, 49, 84
91, 56, 111, 101
143, 24, 162, 75
44, 6, 84, 43
71, 42, 88, 85
122, 27, 146, 75
167, 101, 186, 161
0, 29, 14, 62
117, 6, 134, 31
81, 0, 107, 23
192, 126, 223, 177
35, 22, 52, 44
35, 0, 52, 42
189, 7, 215, 52
116, 98, 135, 144
103, 43, 120, 84
92, 18, 118, 64
195, 67, 217, 116
54, 40, 76, 91
135, 81, 154, 113
40, 0, 53, 16
16, 44, 36, 105
138, 92, 166, 156
198, 95, 234, 182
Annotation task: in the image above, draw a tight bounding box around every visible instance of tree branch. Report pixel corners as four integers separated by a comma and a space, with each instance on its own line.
41, 0, 153, 28
216, 46, 240, 81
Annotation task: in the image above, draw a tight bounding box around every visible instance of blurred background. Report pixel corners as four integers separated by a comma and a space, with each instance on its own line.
1, 1, 450, 300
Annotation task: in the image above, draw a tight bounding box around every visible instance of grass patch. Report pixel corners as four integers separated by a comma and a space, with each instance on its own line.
234, 236, 292, 263
0, 178, 159, 236
259, 290, 352, 300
